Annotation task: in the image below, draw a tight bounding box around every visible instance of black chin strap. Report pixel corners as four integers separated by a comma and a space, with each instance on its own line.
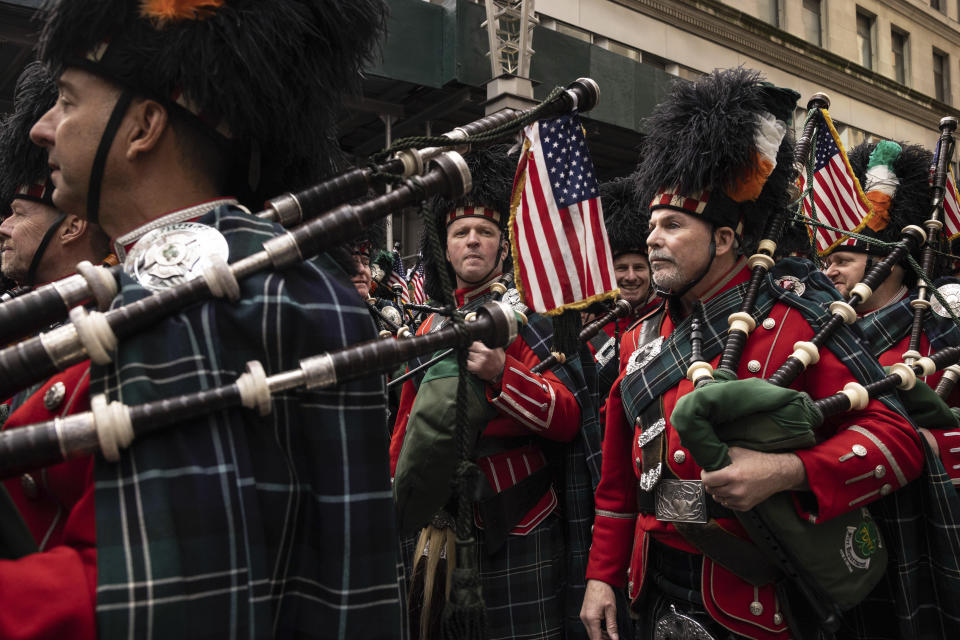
86, 90, 135, 226
24, 211, 67, 286
655, 237, 717, 303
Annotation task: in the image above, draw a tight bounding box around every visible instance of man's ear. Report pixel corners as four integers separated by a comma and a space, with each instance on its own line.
59, 214, 86, 246
714, 226, 736, 257
124, 98, 169, 160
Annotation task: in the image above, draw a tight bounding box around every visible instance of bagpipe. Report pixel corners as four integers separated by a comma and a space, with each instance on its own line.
0, 78, 601, 404
0, 300, 520, 478
0, 78, 599, 351
385, 274, 513, 388
675, 99, 960, 634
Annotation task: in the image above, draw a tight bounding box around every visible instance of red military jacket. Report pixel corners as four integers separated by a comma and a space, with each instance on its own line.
586, 261, 923, 639
0, 361, 97, 640
390, 277, 582, 533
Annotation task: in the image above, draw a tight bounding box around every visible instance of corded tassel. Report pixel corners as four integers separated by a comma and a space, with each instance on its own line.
440, 539, 487, 640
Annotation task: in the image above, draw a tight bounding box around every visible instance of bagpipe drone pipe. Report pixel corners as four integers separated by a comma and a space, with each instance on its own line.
0, 78, 601, 402
0, 300, 521, 478
674, 102, 960, 634
0, 78, 600, 349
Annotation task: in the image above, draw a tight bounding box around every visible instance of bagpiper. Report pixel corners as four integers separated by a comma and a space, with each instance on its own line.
391, 145, 600, 639
26, 0, 402, 637
580, 68, 924, 640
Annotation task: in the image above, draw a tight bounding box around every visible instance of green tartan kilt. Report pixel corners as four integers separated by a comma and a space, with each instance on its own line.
401, 511, 566, 640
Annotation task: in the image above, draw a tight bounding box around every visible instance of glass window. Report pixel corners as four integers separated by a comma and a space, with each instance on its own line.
892, 29, 908, 85
856, 11, 874, 70
934, 49, 950, 103
802, 0, 821, 46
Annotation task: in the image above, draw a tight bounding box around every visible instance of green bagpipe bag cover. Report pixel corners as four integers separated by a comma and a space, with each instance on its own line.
671, 375, 887, 611
394, 354, 496, 535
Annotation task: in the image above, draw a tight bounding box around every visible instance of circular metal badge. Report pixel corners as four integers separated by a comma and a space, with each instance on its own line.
774, 275, 806, 297
125, 222, 229, 292
931, 283, 960, 319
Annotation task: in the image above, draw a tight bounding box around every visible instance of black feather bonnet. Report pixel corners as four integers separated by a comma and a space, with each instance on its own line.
0, 61, 58, 210
37, 0, 387, 200
634, 67, 800, 254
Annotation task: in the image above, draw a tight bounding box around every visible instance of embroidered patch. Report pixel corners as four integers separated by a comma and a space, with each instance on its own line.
774, 275, 806, 297
842, 517, 881, 571
626, 336, 664, 376
125, 222, 229, 292
931, 283, 960, 319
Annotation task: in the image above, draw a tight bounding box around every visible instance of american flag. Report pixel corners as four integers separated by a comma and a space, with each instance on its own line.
510, 113, 617, 314
388, 252, 410, 304
932, 139, 960, 243
798, 109, 875, 254
407, 260, 426, 304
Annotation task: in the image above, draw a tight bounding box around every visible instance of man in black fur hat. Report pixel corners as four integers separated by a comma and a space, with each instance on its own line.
581, 68, 923, 640
0, 59, 115, 639
24, 1, 403, 637
823, 140, 960, 458
391, 146, 601, 639
587, 177, 658, 401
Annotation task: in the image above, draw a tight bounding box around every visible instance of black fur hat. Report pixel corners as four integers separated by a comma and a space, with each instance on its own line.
0, 61, 58, 210
601, 175, 648, 258
37, 0, 387, 201
420, 145, 518, 301
837, 140, 932, 255
635, 67, 800, 253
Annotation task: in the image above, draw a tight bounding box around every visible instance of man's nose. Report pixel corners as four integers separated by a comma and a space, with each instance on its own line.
30, 106, 57, 148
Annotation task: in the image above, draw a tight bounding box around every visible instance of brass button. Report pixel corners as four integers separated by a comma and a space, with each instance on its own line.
747, 360, 761, 373
852, 444, 868, 457
880, 483, 892, 496
627, 580, 634, 592
773, 613, 784, 625
750, 601, 763, 616
673, 450, 687, 464
874, 465, 886, 478
762, 318, 776, 330
43, 381, 66, 411
20, 473, 39, 500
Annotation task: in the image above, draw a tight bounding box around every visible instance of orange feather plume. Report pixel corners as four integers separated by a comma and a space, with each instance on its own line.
140, 0, 225, 25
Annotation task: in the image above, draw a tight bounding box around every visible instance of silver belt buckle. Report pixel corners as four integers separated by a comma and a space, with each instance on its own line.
654, 479, 709, 524
654, 604, 717, 640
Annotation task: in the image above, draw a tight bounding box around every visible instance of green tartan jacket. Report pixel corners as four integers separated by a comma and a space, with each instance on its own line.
91, 206, 403, 639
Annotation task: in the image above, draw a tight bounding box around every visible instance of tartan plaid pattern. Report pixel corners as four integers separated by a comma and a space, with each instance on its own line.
91, 206, 403, 639
854, 281, 960, 357
844, 282, 960, 639
522, 317, 601, 640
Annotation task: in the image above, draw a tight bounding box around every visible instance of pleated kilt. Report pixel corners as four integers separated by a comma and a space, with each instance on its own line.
401, 511, 566, 639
